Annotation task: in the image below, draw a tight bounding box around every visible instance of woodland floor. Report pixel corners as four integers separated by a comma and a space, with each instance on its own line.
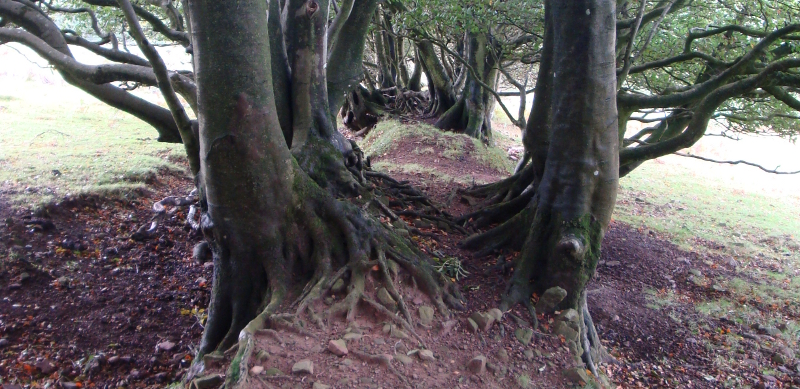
1, 124, 798, 389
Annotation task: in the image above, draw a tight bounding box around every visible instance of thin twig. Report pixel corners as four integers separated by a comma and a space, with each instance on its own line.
674, 152, 800, 174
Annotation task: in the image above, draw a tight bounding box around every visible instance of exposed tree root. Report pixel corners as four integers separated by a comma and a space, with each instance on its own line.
460, 205, 533, 255
187, 167, 465, 388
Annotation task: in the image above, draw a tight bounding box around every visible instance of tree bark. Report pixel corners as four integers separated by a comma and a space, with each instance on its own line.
434, 32, 500, 142
183, 5, 462, 384
465, 0, 618, 376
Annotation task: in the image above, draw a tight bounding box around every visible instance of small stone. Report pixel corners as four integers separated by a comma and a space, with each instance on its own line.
413, 219, 432, 229
536, 287, 568, 314
390, 326, 409, 339
19, 272, 30, 282
523, 350, 534, 360
377, 288, 396, 310
331, 279, 345, 293
57, 276, 70, 286
328, 339, 348, 356
8, 283, 21, 290
605, 260, 621, 267
108, 356, 120, 364
35, 360, 57, 375
517, 374, 532, 387
192, 374, 224, 389
62, 383, 80, 389
419, 350, 435, 361
343, 333, 362, 341
250, 365, 264, 375
156, 341, 176, 352
689, 269, 703, 277
563, 367, 590, 385
486, 362, 499, 373
203, 262, 214, 269
154, 372, 168, 382
487, 308, 503, 322
469, 312, 495, 331
772, 353, 789, 365
312, 382, 331, 389
202, 353, 223, 368
0, 338, 9, 348
255, 350, 269, 361
467, 355, 487, 374
419, 306, 435, 326
395, 354, 413, 365
515, 328, 534, 346
496, 348, 509, 362
292, 359, 314, 375
341, 358, 353, 366
264, 367, 284, 376
554, 321, 579, 342
439, 320, 460, 335
466, 318, 479, 333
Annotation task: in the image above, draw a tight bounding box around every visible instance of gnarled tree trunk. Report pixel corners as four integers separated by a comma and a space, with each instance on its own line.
463, 0, 618, 377
434, 31, 499, 142
184, 1, 461, 386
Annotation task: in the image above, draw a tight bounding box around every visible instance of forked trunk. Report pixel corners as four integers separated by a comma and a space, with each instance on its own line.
434, 32, 499, 142
186, 4, 461, 385
500, 0, 618, 375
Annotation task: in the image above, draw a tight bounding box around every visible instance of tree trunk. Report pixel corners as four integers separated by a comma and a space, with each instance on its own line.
459, 0, 618, 377
184, 2, 461, 385
502, 0, 618, 375
434, 32, 499, 142
417, 39, 456, 116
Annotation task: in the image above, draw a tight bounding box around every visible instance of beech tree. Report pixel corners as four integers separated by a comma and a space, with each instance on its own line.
481, 0, 618, 372
341, 0, 538, 141
462, 0, 800, 253
0, 1, 466, 386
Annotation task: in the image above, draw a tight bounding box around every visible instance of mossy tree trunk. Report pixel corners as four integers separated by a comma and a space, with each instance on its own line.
434, 31, 500, 142
463, 0, 618, 374
185, 3, 461, 386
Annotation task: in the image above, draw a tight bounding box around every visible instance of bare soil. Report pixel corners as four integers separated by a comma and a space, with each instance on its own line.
1, 132, 797, 389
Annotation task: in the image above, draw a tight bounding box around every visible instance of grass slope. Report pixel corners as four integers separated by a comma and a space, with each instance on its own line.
0, 81, 185, 209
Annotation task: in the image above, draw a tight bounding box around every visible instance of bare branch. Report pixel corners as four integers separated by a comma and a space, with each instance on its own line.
62, 31, 149, 66
43, 3, 109, 40
625, 51, 726, 75
82, 0, 190, 45
327, 0, 354, 52
619, 24, 800, 109
685, 25, 800, 53
617, 0, 647, 91
674, 152, 800, 174
117, 0, 198, 174
0, 27, 157, 84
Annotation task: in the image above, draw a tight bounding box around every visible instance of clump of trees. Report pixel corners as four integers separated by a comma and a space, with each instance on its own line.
3, 0, 800, 386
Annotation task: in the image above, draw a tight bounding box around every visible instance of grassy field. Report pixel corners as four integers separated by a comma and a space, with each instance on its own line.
0, 80, 185, 209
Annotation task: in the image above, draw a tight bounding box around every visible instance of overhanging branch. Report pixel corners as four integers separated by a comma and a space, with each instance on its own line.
674, 152, 800, 174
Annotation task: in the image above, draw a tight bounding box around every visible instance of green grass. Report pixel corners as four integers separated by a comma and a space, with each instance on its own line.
0, 81, 186, 209
617, 157, 800, 378
616, 161, 800, 265
362, 119, 514, 179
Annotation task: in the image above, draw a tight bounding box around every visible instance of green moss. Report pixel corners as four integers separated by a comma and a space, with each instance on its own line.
536, 212, 605, 308
363, 119, 513, 172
